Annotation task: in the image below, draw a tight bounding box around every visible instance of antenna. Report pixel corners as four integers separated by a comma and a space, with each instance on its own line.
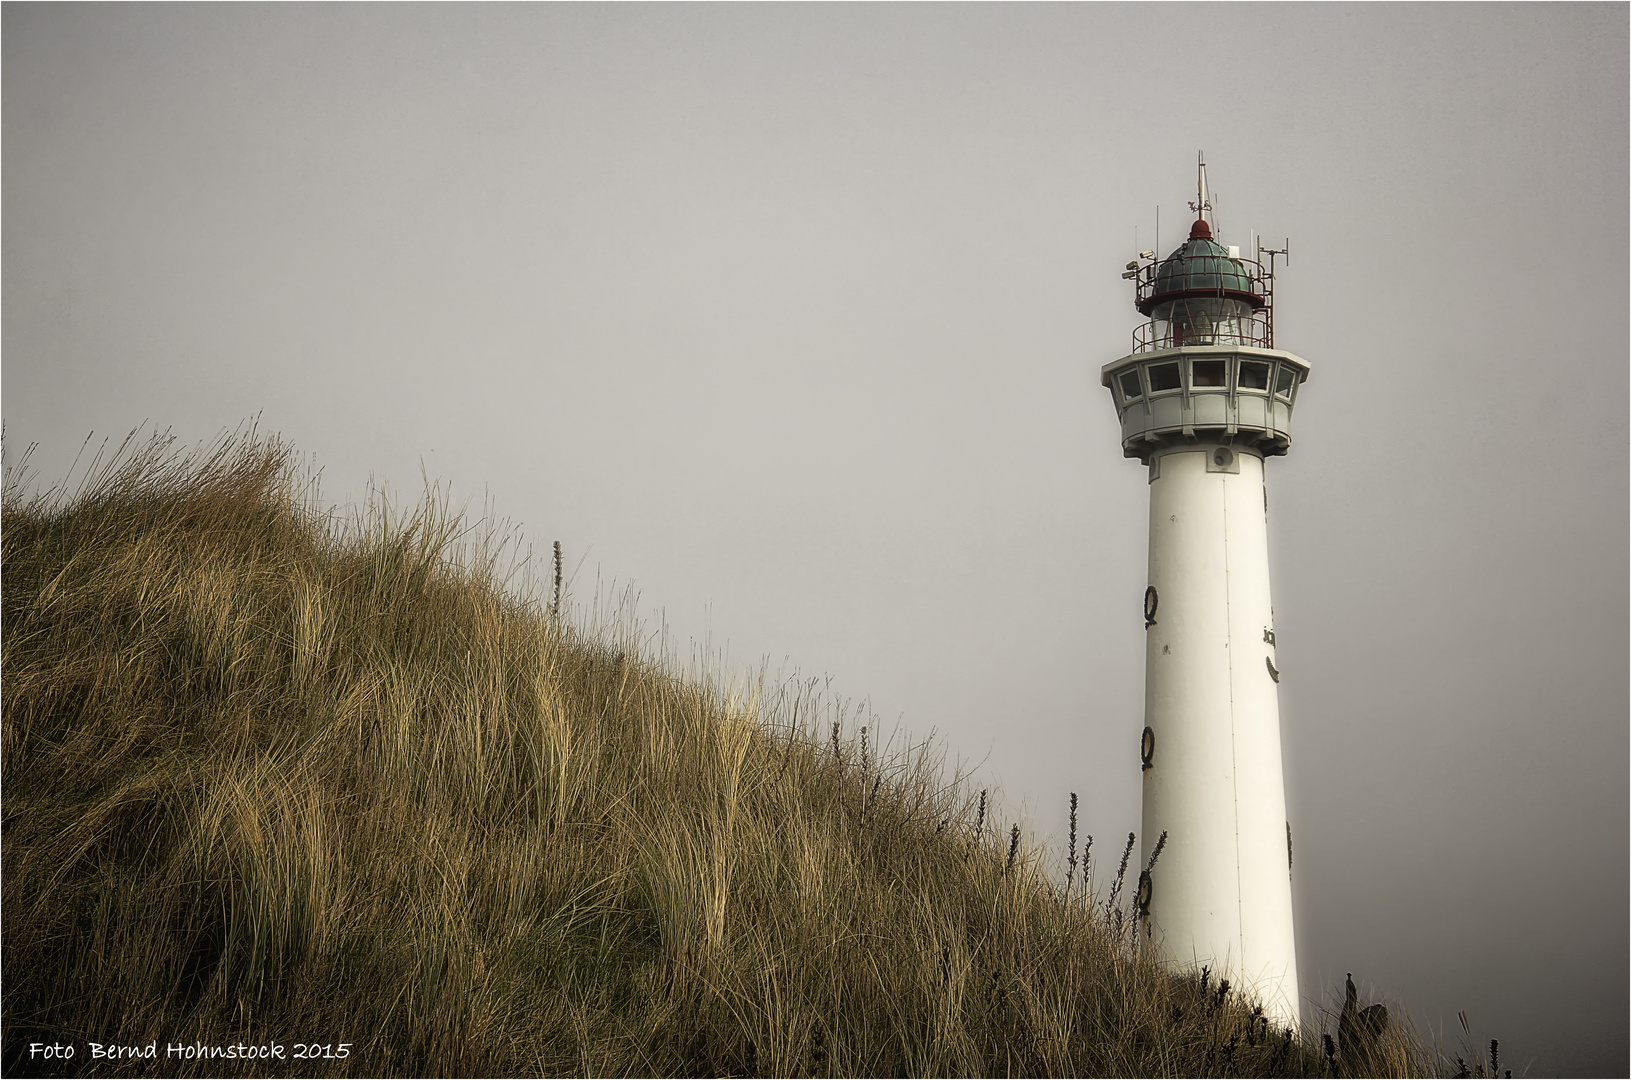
1256, 236, 1290, 270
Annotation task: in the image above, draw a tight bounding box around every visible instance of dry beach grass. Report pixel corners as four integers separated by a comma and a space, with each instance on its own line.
2, 430, 1463, 1077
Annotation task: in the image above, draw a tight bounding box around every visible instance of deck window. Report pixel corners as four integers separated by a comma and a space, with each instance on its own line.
1274, 366, 1297, 399
1191, 359, 1227, 387
1148, 363, 1181, 392
1238, 361, 1270, 391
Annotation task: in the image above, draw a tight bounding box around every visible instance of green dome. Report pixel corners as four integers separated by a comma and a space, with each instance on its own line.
1138, 220, 1264, 316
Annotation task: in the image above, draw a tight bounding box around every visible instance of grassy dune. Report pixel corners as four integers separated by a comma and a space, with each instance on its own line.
2, 432, 1443, 1077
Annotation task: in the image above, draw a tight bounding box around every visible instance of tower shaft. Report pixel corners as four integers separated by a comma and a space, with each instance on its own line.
1141, 443, 1299, 1026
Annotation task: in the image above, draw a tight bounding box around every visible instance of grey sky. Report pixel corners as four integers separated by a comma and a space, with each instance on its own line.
5, 5, 1625, 1075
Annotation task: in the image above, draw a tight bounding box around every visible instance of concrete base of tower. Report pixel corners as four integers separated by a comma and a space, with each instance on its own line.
1138, 442, 1301, 1030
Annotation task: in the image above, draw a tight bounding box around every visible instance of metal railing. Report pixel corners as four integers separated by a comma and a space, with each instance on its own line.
1132, 253, 1270, 311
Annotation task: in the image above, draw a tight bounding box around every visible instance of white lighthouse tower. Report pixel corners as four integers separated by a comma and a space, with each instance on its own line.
1102, 158, 1306, 1027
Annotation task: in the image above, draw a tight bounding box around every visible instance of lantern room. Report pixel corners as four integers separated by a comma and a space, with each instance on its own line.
1132, 218, 1272, 352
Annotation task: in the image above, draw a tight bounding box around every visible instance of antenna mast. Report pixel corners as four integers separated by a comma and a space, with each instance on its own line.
1189, 151, 1212, 224
1256, 237, 1291, 346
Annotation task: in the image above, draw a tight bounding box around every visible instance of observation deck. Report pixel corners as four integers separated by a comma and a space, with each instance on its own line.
1100, 346, 1310, 463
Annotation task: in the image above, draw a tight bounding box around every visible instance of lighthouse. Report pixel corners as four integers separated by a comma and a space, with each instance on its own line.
1102, 157, 1306, 1027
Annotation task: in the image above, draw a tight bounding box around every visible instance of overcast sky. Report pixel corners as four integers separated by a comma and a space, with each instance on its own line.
5, 5, 1626, 1075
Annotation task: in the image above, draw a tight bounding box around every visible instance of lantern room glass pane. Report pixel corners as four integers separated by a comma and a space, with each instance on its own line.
1148, 363, 1181, 392
1239, 361, 1270, 390
1192, 359, 1226, 387
1274, 366, 1296, 399
1118, 370, 1143, 400
1150, 296, 1259, 347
